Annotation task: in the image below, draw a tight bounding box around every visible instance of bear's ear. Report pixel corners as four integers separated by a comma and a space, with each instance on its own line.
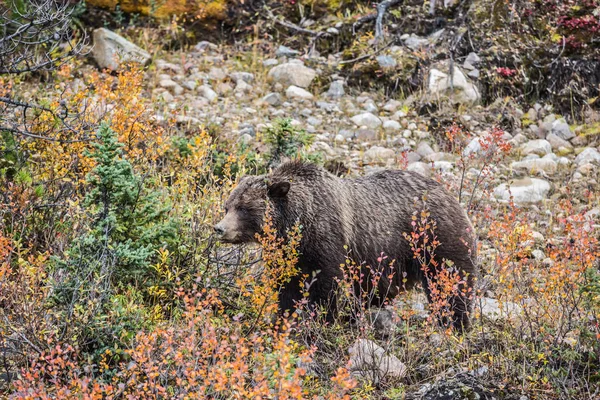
267, 181, 290, 198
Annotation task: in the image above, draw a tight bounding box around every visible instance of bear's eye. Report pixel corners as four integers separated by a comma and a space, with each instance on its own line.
224, 206, 229, 213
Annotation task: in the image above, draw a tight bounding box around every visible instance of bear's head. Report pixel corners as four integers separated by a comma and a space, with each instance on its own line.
214, 175, 290, 244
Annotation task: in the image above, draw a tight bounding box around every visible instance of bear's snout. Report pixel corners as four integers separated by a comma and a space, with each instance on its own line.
213, 224, 225, 235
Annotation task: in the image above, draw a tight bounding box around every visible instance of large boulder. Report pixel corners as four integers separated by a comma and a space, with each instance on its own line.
493, 178, 551, 204
348, 339, 407, 383
427, 65, 481, 104
267, 62, 317, 88
92, 28, 151, 71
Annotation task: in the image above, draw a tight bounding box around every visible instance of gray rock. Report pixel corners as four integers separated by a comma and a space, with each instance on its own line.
465, 52, 481, 65
364, 146, 395, 163
198, 85, 218, 102
208, 67, 227, 81
428, 66, 481, 104
351, 112, 382, 129
404, 34, 430, 50
286, 85, 314, 100
229, 72, 254, 84
575, 147, 600, 165
407, 161, 432, 177
463, 137, 482, 156
268, 63, 317, 88
181, 80, 197, 91
520, 139, 552, 156
493, 178, 551, 204
326, 80, 345, 98
546, 133, 573, 150
262, 58, 279, 67
551, 119, 575, 140
92, 28, 151, 71
262, 92, 282, 106
383, 120, 401, 132
316, 101, 339, 113
511, 158, 557, 175
478, 297, 522, 321
416, 142, 435, 158
383, 99, 402, 112
348, 339, 407, 383
276, 45, 301, 57
376, 55, 397, 68
307, 116, 322, 127
467, 69, 480, 79
159, 79, 184, 95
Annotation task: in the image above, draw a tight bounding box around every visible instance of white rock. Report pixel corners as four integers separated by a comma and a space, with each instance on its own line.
198, 85, 218, 102
520, 139, 552, 156
407, 161, 432, 177
159, 79, 183, 95
493, 178, 551, 204
262, 92, 282, 106
383, 120, 401, 132
268, 63, 317, 88
478, 298, 522, 321
428, 66, 481, 104
351, 112, 382, 129
463, 137, 482, 156
326, 80, 345, 98
575, 147, 600, 165
511, 158, 557, 175
364, 146, 395, 163
416, 142, 434, 158
92, 28, 151, 71
546, 133, 573, 150
551, 119, 575, 140
348, 339, 407, 383
286, 85, 314, 100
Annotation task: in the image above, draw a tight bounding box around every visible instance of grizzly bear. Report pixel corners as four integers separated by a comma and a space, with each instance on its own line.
214, 161, 478, 331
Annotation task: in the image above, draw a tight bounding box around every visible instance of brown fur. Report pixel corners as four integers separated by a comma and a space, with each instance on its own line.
215, 161, 478, 330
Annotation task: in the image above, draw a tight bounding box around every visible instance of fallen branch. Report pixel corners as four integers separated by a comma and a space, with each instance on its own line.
265, 8, 332, 40
338, 41, 394, 65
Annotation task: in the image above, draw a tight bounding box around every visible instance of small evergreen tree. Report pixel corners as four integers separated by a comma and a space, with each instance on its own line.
52, 122, 178, 358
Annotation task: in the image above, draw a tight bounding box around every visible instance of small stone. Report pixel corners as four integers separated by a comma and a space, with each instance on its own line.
159, 79, 183, 95
326, 80, 345, 98
208, 67, 227, 81
416, 142, 434, 158
407, 161, 432, 177
286, 85, 313, 100
493, 178, 551, 204
467, 69, 480, 79
383, 100, 402, 112
383, 120, 401, 132
348, 339, 407, 383
268, 63, 317, 88
262, 92, 282, 106
376, 55, 397, 68
520, 139, 552, 156
465, 52, 481, 65
364, 146, 395, 163
511, 158, 557, 175
478, 297, 522, 321
181, 80, 197, 91
351, 112, 382, 129
546, 133, 573, 150
198, 85, 218, 102
551, 119, 575, 140
276, 45, 300, 57
575, 147, 600, 165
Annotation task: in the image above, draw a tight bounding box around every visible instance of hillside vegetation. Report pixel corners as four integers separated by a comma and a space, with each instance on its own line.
1, 0, 599, 398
